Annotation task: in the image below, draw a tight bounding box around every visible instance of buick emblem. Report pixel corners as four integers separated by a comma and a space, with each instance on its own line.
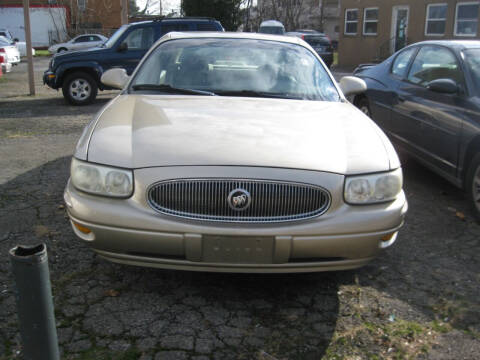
227, 188, 251, 211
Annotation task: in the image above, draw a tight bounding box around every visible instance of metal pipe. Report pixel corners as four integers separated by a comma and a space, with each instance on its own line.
9, 244, 60, 360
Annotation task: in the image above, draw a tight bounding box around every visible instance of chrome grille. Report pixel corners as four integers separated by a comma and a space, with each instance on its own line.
147, 179, 330, 223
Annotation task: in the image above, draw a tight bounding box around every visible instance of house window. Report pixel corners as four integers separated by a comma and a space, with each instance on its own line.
363, 8, 378, 35
425, 3, 447, 36
455, 2, 480, 36
344, 9, 358, 35
77, 0, 86, 12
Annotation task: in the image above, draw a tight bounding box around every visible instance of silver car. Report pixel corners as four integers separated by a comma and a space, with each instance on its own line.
64, 32, 407, 273
48, 34, 107, 54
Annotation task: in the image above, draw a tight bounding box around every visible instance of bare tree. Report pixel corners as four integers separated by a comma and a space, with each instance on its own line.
252, 0, 320, 31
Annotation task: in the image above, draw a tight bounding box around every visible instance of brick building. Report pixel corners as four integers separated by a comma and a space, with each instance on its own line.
338, 0, 480, 67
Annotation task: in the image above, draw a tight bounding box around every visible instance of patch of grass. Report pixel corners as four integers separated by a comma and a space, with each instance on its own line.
34, 49, 51, 57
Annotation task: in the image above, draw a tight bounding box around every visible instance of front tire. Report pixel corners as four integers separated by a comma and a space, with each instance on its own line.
358, 97, 371, 118
62, 72, 98, 106
466, 153, 480, 221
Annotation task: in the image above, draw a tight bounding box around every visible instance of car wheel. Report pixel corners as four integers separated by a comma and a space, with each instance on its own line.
62, 72, 98, 106
58, 48, 67, 53
358, 98, 371, 118
466, 153, 480, 220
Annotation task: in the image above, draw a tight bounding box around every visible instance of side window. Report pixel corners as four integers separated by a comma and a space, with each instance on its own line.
74, 36, 88, 43
122, 27, 154, 50
407, 46, 464, 87
391, 47, 416, 78
90, 36, 101, 42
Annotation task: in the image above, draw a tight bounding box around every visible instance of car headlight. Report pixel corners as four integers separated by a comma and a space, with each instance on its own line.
70, 158, 133, 197
344, 168, 402, 204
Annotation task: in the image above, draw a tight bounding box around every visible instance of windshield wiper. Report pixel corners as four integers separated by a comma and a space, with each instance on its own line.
214, 89, 304, 100
131, 84, 216, 96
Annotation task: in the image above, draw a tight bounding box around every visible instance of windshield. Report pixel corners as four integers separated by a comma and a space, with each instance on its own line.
131, 38, 340, 102
103, 25, 128, 48
0, 36, 10, 46
464, 49, 480, 96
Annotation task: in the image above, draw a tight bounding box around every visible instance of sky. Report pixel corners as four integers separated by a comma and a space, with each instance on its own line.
136, 0, 182, 15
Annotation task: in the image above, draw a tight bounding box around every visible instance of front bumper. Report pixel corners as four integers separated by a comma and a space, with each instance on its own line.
43, 70, 58, 88
64, 166, 408, 273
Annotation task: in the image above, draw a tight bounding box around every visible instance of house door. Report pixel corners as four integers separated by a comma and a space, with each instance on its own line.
391, 6, 409, 52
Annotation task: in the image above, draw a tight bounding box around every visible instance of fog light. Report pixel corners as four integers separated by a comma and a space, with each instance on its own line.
73, 222, 91, 234
381, 233, 395, 242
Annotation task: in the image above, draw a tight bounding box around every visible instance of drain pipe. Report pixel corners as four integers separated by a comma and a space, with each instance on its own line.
9, 244, 60, 360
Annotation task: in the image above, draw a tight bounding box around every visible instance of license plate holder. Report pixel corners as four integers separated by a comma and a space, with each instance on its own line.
202, 235, 274, 264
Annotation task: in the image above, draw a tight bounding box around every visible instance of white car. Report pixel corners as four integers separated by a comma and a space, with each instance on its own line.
48, 34, 108, 54
0, 36, 20, 66
15, 42, 35, 57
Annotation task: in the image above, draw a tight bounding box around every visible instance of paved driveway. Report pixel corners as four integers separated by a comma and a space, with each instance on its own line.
0, 58, 479, 359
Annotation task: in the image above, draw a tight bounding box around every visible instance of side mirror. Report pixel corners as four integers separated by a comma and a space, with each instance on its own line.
13, 38, 19, 43
101, 68, 130, 89
117, 42, 128, 52
427, 78, 458, 94
339, 76, 367, 97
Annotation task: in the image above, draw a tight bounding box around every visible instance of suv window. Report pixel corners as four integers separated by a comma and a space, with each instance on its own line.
407, 45, 464, 87
122, 27, 155, 50
161, 23, 190, 35
391, 47, 416, 78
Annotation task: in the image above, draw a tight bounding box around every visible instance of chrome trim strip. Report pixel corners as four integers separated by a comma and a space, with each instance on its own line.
147, 178, 331, 223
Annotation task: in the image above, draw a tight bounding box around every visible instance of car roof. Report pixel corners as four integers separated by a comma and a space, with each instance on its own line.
161, 31, 304, 45
260, 20, 284, 27
408, 39, 480, 50
128, 18, 220, 26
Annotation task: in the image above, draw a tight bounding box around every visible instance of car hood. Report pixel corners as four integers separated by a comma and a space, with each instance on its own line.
53, 46, 105, 59
82, 95, 398, 174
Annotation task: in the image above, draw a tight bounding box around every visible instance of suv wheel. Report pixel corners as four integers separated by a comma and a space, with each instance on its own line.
62, 72, 98, 105
466, 153, 480, 220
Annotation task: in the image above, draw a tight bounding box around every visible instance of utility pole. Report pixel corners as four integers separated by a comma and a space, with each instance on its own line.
159, 0, 163, 16
23, 0, 35, 95
121, 0, 128, 25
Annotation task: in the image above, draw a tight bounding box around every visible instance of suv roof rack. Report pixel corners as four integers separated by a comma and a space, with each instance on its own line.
153, 17, 216, 22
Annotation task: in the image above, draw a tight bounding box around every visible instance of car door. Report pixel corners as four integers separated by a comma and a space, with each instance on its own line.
89, 35, 105, 48
369, 46, 418, 132
391, 45, 466, 178
106, 25, 156, 75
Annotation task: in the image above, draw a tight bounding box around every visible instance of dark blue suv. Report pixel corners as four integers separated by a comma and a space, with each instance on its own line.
43, 18, 224, 105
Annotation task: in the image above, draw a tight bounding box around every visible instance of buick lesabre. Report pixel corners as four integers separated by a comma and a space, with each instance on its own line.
64, 32, 408, 272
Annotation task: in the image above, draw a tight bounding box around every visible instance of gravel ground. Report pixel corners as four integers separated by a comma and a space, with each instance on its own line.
0, 58, 479, 359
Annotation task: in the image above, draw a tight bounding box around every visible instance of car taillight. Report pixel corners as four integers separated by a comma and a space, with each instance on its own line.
0, 48, 5, 53
301, 34, 305, 40
0, 55, 4, 63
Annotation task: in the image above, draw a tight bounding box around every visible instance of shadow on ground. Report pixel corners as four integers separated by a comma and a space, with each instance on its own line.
0, 157, 345, 359
0, 155, 479, 359
0, 97, 112, 119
